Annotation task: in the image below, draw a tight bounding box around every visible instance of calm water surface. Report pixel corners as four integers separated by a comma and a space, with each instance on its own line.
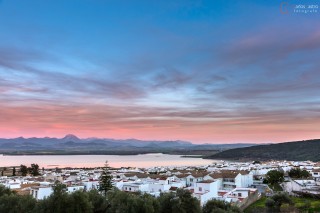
0, 153, 219, 168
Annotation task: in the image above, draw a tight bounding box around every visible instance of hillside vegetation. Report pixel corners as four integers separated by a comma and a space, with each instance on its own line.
207, 139, 320, 161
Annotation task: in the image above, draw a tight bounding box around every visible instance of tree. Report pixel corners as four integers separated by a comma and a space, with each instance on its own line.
158, 189, 201, 213
36, 182, 93, 213
175, 189, 201, 213
52, 181, 67, 195
12, 167, 16, 176
0, 194, 36, 213
107, 189, 131, 213
0, 185, 14, 197
265, 170, 284, 185
55, 167, 62, 173
35, 182, 69, 213
0, 185, 36, 213
139, 193, 160, 213
87, 189, 109, 213
65, 190, 93, 213
265, 192, 293, 212
202, 199, 241, 213
1, 167, 7, 176
98, 161, 113, 196
29, 163, 40, 176
288, 168, 310, 179
301, 170, 310, 178
265, 198, 275, 209
20, 164, 28, 176
107, 189, 159, 213
157, 191, 176, 213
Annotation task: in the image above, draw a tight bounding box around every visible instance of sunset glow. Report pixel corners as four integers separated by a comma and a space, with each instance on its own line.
0, 0, 319, 143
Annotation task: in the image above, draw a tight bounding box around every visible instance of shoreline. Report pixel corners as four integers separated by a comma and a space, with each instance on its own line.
0, 150, 218, 157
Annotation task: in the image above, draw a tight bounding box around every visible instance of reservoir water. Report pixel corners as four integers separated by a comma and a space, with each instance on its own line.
0, 153, 219, 168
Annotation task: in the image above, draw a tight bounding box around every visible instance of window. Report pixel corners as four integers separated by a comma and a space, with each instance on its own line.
199, 187, 202, 191
238, 193, 242, 197
190, 178, 193, 182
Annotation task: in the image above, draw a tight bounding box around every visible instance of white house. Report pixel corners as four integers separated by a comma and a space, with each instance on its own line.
282, 178, 317, 194
193, 180, 219, 205
224, 188, 252, 199
148, 182, 171, 193
6, 182, 21, 189
204, 170, 253, 190
30, 186, 53, 200
122, 182, 149, 192
223, 187, 259, 207
235, 172, 253, 188
122, 173, 149, 181
82, 180, 99, 191
177, 172, 208, 187
311, 169, 320, 180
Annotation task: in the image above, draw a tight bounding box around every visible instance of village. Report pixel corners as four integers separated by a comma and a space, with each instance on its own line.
1, 160, 320, 210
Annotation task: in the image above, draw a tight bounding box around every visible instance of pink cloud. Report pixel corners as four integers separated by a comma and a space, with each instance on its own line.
0, 102, 319, 143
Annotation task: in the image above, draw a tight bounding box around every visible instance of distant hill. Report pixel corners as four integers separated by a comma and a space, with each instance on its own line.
0, 135, 256, 155
207, 139, 320, 161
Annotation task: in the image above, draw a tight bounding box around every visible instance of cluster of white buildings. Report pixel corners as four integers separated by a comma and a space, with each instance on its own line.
1, 160, 320, 208
114, 168, 256, 206
280, 161, 320, 195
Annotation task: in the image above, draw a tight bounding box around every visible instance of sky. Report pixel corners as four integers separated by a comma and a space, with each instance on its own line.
0, 0, 319, 143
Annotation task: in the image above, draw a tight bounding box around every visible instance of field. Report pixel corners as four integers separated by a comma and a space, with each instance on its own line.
245, 196, 320, 213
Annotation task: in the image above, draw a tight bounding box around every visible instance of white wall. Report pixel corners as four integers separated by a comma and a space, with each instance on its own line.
170, 182, 185, 188
82, 181, 99, 191
149, 183, 170, 192
123, 183, 149, 192
186, 175, 203, 186
228, 189, 250, 198
7, 183, 20, 189
312, 171, 320, 178
235, 174, 253, 188
193, 181, 219, 205
31, 187, 53, 200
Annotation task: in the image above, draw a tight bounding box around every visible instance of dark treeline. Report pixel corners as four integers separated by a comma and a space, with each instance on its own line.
0, 183, 241, 213
209, 139, 320, 161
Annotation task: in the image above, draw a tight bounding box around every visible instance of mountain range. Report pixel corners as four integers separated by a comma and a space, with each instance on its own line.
0, 134, 256, 155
